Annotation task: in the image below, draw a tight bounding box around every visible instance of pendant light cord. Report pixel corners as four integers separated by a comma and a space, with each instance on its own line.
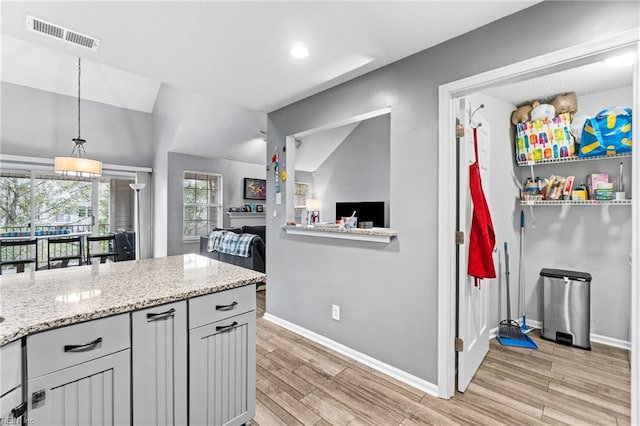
71, 57, 87, 158
77, 57, 81, 141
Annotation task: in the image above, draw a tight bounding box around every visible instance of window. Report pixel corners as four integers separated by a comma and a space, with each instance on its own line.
0, 171, 31, 235
0, 171, 124, 236
183, 172, 222, 239
294, 182, 309, 224
0, 169, 130, 271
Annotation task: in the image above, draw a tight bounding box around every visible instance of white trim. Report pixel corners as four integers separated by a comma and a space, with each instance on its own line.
630, 39, 639, 425
437, 82, 457, 398
293, 107, 391, 139
437, 27, 640, 413
263, 313, 439, 397
591, 333, 631, 351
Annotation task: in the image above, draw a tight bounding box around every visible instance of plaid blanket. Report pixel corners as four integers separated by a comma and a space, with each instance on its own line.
207, 230, 256, 257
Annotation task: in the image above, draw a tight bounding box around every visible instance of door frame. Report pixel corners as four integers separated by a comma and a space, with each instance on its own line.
436, 27, 640, 422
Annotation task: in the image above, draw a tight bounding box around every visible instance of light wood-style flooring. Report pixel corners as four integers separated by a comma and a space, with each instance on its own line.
254, 290, 631, 425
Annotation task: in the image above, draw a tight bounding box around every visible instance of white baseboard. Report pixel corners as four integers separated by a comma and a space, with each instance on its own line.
491, 319, 631, 350
263, 313, 439, 397
589, 333, 631, 350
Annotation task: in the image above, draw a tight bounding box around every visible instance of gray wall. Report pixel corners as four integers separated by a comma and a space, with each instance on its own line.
167, 151, 265, 256
0, 82, 153, 166
266, 1, 639, 384
312, 114, 390, 226
151, 83, 194, 257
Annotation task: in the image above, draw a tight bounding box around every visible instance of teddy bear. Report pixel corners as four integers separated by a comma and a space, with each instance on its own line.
511, 102, 535, 125
551, 92, 578, 115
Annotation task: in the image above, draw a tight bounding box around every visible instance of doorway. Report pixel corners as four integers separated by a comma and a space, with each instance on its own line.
437, 28, 639, 423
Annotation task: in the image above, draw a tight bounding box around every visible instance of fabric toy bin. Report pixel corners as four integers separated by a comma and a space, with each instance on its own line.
540, 268, 592, 350
515, 112, 575, 163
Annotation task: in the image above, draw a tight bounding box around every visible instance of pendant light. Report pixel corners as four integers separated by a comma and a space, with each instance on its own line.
54, 57, 102, 177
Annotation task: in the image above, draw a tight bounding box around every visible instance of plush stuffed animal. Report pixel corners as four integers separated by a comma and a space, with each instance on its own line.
551, 92, 578, 115
511, 102, 535, 125
530, 101, 556, 121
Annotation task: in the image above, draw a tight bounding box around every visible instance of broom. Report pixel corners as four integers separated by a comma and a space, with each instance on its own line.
519, 210, 534, 334
497, 242, 538, 349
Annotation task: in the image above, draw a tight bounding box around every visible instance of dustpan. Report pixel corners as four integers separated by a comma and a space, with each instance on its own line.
497, 242, 537, 349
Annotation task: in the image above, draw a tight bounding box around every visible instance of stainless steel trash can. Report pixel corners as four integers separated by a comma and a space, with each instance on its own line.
540, 268, 592, 350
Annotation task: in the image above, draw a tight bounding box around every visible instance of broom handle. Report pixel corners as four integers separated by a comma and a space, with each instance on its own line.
504, 242, 511, 320
520, 210, 525, 320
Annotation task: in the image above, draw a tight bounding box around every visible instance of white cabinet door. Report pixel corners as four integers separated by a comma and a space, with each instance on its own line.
189, 311, 256, 426
27, 349, 130, 425
132, 301, 187, 426
0, 340, 24, 420
1, 340, 22, 396
0, 387, 25, 420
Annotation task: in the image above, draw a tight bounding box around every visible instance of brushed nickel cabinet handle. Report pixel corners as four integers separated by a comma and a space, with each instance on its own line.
147, 308, 176, 321
216, 321, 238, 332
215, 301, 238, 311
64, 337, 102, 352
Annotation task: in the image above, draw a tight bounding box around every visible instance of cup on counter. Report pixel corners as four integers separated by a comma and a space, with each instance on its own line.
344, 216, 358, 229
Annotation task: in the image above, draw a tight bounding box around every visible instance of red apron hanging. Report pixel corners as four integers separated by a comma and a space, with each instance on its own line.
468, 127, 496, 286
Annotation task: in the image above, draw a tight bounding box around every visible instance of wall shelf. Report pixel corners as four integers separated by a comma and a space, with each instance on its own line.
520, 199, 632, 206
226, 212, 266, 219
282, 225, 397, 243
517, 152, 631, 167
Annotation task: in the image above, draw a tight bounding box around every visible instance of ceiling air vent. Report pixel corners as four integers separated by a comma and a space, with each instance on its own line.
26, 15, 100, 51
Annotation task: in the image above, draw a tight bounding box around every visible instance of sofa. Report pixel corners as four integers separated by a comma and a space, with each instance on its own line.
199, 225, 266, 273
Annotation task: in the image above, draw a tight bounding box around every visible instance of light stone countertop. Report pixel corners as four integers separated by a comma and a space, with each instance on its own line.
282, 225, 397, 242
0, 254, 266, 346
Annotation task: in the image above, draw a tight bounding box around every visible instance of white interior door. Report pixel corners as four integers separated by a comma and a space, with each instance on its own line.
457, 98, 491, 392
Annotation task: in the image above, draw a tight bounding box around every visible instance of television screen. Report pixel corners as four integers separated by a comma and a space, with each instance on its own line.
336, 201, 385, 227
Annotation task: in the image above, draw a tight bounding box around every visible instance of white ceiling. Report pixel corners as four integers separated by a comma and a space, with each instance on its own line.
482, 57, 634, 106
1, 1, 540, 114
2, 36, 161, 113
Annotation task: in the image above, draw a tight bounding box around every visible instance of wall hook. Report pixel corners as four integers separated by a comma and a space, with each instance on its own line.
470, 103, 484, 128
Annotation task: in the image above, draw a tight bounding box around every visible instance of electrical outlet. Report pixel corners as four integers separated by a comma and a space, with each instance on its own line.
332, 304, 340, 321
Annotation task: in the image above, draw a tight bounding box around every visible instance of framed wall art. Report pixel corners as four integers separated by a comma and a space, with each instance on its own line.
244, 178, 267, 200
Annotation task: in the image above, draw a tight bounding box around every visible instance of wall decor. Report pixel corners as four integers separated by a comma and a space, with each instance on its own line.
244, 178, 267, 200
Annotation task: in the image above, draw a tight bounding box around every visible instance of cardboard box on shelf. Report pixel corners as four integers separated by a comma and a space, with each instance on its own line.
587, 173, 608, 200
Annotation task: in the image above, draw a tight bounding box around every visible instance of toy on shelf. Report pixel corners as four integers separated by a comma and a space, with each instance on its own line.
551, 92, 578, 115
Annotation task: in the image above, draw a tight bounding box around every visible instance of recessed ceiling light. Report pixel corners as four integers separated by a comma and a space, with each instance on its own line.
290, 44, 308, 59
604, 53, 635, 67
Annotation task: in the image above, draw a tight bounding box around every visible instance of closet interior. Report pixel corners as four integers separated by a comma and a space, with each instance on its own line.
469, 48, 635, 346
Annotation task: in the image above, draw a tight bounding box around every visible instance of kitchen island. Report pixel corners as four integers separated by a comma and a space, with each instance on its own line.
0, 253, 265, 425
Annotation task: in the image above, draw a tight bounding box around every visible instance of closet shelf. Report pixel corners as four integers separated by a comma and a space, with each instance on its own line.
517, 152, 632, 167
520, 199, 632, 206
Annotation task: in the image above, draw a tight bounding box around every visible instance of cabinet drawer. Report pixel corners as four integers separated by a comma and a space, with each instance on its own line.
189, 285, 256, 329
1, 340, 22, 395
27, 313, 129, 379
